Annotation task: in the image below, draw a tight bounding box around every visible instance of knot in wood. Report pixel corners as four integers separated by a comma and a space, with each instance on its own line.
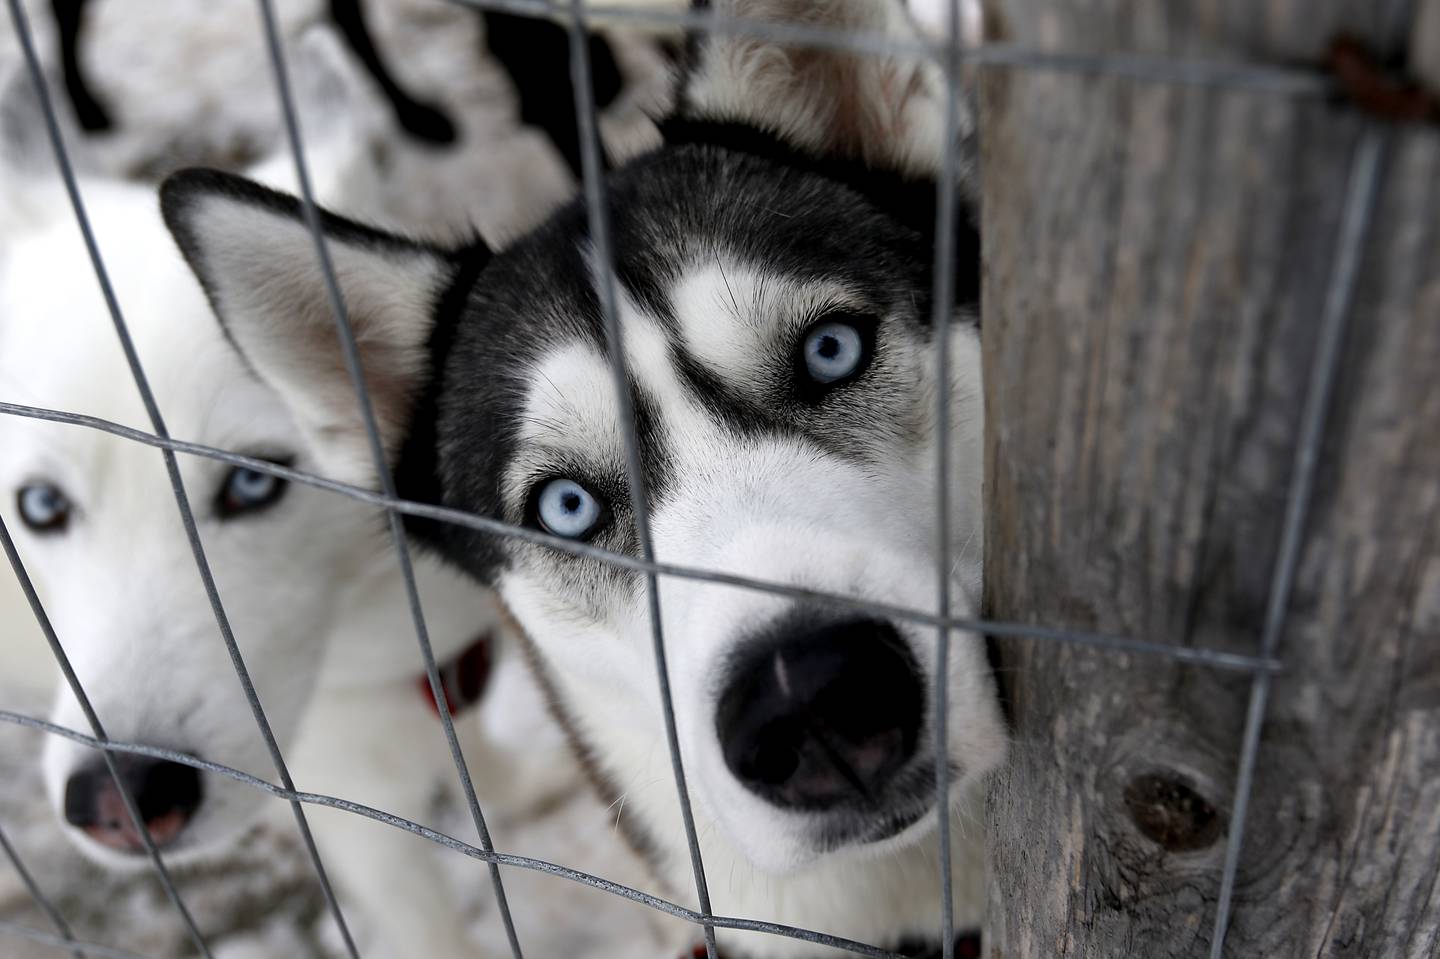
1123, 772, 1225, 853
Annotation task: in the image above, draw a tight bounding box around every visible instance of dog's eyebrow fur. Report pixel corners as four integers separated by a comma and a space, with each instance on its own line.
416, 133, 969, 579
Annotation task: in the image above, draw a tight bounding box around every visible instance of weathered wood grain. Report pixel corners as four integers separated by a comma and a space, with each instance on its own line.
979, 2, 1440, 956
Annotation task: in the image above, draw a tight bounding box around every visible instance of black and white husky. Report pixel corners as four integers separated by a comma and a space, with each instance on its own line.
160, 1, 1005, 954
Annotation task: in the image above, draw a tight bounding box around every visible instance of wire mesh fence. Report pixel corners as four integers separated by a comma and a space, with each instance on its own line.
0, 1, 1409, 957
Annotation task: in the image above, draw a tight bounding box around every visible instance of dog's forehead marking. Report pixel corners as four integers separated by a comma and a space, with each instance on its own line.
507, 253, 881, 512
518, 342, 621, 455
515, 265, 718, 471
613, 280, 715, 441
670, 258, 865, 382
579, 240, 712, 431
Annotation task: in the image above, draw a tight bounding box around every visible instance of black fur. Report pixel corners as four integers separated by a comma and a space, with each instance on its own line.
482, 11, 624, 180
394, 238, 494, 547
52, 0, 109, 132
158, 14, 989, 924
52, 0, 633, 167
896, 932, 983, 958
329, 0, 456, 145
412, 129, 975, 587
658, 118, 981, 311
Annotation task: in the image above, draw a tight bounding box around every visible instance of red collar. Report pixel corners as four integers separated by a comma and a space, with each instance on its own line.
417, 632, 492, 718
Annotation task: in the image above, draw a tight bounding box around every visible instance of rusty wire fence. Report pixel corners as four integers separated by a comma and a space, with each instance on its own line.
0, 0, 1393, 957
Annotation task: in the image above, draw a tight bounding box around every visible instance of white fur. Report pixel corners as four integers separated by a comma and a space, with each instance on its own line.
0, 139, 577, 959
499, 3, 1000, 948
155, 203, 1001, 956
681, 0, 979, 186
0, 0, 677, 240
148, 1, 1003, 952
906, 0, 984, 44
499, 262, 1000, 957
174, 191, 447, 479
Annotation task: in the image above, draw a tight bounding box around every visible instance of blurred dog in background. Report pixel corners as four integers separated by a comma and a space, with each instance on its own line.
0, 10, 683, 957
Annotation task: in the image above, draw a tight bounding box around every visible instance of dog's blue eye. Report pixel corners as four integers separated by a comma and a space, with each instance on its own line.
801, 319, 866, 385
535, 478, 606, 540
218, 465, 288, 519
16, 483, 72, 534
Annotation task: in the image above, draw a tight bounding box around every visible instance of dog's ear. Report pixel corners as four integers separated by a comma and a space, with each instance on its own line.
671, 0, 976, 180
159, 168, 459, 484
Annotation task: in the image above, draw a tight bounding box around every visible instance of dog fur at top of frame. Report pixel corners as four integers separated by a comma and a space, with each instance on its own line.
159, 0, 1003, 956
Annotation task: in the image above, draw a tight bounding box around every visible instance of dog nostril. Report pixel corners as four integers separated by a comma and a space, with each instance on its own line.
716, 613, 923, 812
62, 757, 203, 852
63, 766, 106, 828
739, 728, 802, 786
134, 760, 203, 830
135, 760, 203, 812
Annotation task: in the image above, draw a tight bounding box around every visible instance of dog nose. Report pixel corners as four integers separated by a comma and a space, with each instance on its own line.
63, 756, 203, 853
716, 615, 923, 811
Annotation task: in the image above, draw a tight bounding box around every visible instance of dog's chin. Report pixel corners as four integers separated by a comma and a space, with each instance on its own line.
816, 797, 937, 856
719, 764, 953, 874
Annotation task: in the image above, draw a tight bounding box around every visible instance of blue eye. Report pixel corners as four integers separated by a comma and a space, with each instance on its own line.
218, 464, 288, 518
16, 483, 72, 533
800, 318, 868, 386
534, 478, 606, 540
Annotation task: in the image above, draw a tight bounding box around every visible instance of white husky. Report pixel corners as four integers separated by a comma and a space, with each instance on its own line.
157, 1, 1004, 956
0, 46, 577, 959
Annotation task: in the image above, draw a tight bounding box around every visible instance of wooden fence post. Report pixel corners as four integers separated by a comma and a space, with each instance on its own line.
979, 2, 1440, 955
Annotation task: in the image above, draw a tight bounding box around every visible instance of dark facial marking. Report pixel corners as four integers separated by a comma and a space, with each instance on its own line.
415, 122, 975, 584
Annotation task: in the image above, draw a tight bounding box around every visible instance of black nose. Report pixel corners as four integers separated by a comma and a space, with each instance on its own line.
715, 614, 923, 811
63, 755, 203, 853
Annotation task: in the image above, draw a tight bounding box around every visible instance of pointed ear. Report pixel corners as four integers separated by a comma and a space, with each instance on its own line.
159, 168, 464, 483
673, 0, 976, 179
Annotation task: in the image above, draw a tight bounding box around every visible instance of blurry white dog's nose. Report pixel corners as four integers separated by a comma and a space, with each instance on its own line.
63, 755, 203, 853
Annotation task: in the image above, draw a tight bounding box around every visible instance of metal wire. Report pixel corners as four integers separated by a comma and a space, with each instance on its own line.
0, 399, 1283, 677
0, 0, 1392, 955
0, 820, 82, 959
564, 1, 717, 953
1207, 129, 1387, 958
0, 513, 212, 958
446, 0, 1332, 95
251, 1, 525, 954
2, 2, 361, 953
929, 1, 965, 954
0, 710, 910, 958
